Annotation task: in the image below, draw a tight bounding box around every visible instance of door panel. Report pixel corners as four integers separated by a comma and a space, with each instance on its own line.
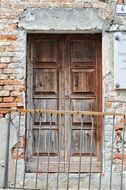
71, 130, 96, 155
27, 35, 65, 172
71, 68, 96, 94
33, 69, 58, 94
26, 34, 102, 172
71, 40, 96, 63
33, 39, 58, 63
33, 129, 59, 155
65, 35, 101, 172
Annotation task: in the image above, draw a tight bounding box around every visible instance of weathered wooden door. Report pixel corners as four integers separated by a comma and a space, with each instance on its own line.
26, 34, 102, 172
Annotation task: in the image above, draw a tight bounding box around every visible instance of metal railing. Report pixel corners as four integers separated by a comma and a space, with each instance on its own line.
1, 108, 126, 189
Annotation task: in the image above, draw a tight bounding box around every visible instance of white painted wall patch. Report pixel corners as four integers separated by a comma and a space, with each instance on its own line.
114, 32, 126, 89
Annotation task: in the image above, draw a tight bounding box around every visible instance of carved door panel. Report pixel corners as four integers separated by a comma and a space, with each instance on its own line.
26, 35, 65, 172
26, 34, 102, 172
64, 35, 102, 172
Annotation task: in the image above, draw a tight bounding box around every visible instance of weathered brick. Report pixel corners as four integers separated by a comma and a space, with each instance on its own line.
11, 135, 25, 159
0, 69, 3, 74
17, 102, 24, 107
0, 90, 10, 96
5, 24, 17, 30
0, 63, 8, 69
113, 153, 126, 160
117, 0, 125, 4
0, 102, 16, 108
3, 97, 14, 102
105, 101, 112, 108
84, 2, 92, 8
93, 1, 106, 8
3, 85, 14, 91
4, 68, 13, 74
13, 85, 25, 92
0, 57, 11, 63
0, 41, 10, 45
0, 46, 6, 51
0, 98, 2, 102
15, 97, 23, 103
11, 91, 22, 97
0, 44, 15, 52
9, 75, 16, 79
0, 75, 9, 79
0, 35, 17, 41
0, 79, 23, 85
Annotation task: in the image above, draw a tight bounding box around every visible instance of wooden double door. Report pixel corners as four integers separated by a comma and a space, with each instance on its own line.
26, 34, 102, 172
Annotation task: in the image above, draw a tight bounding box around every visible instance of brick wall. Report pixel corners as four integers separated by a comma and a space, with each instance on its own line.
0, 0, 117, 117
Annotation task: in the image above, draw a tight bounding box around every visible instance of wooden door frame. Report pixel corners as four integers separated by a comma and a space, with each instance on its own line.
26, 33, 102, 172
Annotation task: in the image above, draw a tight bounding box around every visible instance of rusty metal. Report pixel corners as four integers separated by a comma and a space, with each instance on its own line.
2, 109, 126, 190
3, 112, 11, 189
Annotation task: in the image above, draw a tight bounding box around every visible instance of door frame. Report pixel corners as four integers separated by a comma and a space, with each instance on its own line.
26, 33, 102, 173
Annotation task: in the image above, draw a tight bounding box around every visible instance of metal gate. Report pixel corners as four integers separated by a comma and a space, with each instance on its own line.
2, 108, 126, 190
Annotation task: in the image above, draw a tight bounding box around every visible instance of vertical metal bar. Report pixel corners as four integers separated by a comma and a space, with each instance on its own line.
110, 115, 115, 190
78, 115, 83, 190
88, 115, 94, 190
35, 112, 42, 189
14, 112, 21, 188
56, 114, 62, 190
3, 112, 11, 189
99, 115, 105, 190
67, 114, 73, 190
120, 115, 125, 190
46, 113, 52, 190
22, 112, 32, 188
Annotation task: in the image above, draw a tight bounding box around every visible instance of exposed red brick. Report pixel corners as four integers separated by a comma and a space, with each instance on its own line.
5, 24, 17, 30
0, 46, 6, 52
0, 110, 9, 114
0, 80, 23, 85
0, 44, 16, 52
0, 64, 8, 69
19, 87, 25, 92
15, 97, 23, 103
3, 97, 14, 103
113, 153, 126, 160
0, 35, 17, 41
11, 136, 25, 160
0, 102, 16, 108
117, 0, 124, 4
106, 101, 112, 108
114, 125, 123, 131
118, 118, 126, 125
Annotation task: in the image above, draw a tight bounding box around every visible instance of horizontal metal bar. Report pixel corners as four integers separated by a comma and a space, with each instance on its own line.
0, 108, 126, 116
